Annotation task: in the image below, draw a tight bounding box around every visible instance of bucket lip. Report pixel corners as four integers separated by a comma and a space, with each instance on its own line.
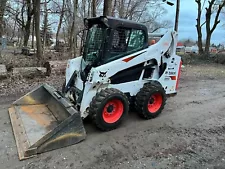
8, 106, 32, 160
12, 84, 51, 105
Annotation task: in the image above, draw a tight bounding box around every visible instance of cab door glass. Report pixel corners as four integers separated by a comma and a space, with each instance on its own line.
107, 28, 145, 63
111, 28, 131, 54
127, 29, 145, 52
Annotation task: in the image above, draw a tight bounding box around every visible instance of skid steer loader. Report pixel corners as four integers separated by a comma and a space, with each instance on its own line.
9, 16, 182, 160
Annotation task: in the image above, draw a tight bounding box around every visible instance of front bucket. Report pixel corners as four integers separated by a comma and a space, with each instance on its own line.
8, 84, 86, 160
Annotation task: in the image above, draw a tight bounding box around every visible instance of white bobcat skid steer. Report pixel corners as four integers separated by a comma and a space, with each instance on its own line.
9, 16, 181, 160
64, 16, 182, 130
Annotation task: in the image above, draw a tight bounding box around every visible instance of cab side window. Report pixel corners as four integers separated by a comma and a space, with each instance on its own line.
111, 28, 131, 53
127, 30, 145, 52
107, 27, 146, 62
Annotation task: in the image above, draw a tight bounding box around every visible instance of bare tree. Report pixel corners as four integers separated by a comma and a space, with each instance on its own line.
33, 0, 42, 62
42, 0, 48, 50
0, 0, 7, 38
108, 0, 171, 32
31, 16, 35, 48
88, 0, 91, 17
6, 0, 34, 47
82, 0, 86, 18
174, 0, 180, 32
0, 0, 7, 58
196, 0, 204, 54
92, 0, 97, 17
205, 0, 225, 54
23, 0, 33, 47
196, 0, 225, 54
68, 0, 78, 57
111, 0, 117, 16
78, 0, 102, 18
103, 0, 112, 16
55, 0, 65, 47
73, 0, 78, 57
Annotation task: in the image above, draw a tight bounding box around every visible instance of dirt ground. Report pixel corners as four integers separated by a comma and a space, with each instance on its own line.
1, 63, 225, 169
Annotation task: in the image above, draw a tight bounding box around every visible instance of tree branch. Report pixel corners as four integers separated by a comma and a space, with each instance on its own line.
200, 21, 206, 27
210, 1, 225, 34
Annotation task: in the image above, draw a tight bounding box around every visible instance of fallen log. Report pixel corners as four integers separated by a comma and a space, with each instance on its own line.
12, 67, 47, 78
44, 60, 68, 76
0, 64, 7, 79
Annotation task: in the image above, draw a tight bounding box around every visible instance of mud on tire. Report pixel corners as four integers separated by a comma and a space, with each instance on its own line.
89, 88, 129, 131
135, 81, 166, 119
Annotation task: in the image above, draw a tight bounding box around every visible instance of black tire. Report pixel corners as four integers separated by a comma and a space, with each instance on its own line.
89, 88, 129, 131
135, 81, 166, 119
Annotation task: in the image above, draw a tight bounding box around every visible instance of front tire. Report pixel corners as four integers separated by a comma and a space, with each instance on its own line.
89, 88, 129, 131
135, 82, 166, 119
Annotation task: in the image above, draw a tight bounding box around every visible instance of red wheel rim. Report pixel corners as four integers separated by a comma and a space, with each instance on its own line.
148, 93, 163, 113
102, 99, 124, 124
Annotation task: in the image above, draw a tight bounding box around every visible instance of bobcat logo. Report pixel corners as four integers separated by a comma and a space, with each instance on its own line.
99, 71, 107, 77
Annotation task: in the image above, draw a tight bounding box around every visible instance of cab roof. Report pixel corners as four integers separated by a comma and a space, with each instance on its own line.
84, 16, 148, 33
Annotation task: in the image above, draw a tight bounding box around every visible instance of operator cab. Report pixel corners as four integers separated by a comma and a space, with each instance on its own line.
82, 16, 149, 67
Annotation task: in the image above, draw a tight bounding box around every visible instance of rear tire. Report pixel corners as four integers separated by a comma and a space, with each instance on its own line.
135, 81, 166, 119
89, 88, 129, 131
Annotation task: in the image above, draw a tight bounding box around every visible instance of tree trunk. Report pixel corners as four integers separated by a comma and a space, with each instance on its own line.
0, 0, 7, 58
56, 0, 65, 47
204, 1, 225, 55
205, 3, 212, 55
103, 0, 112, 16
32, 17, 35, 48
19, 35, 23, 47
63, 27, 67, 45
80, 30, 85, 55
44, 60, 68, 76
23, 17, 32, 47
196, 0, 225, 55
88, 0, 91, 17
82, 0, 86, 18
69, 0, 78, 57
196, 24, 204, 54
69, 21, 75, 53
118, 0, 125, 18
11, 19, 17, 41
205, 33, 211, 54
92, 0, 96, 17
112, 0, 116, 17
73, 0, 78, 57
33, 0, 43, 62
43, 0, 48, 51
174, 0, 180, 32
195, 0, 204, 54
23, 0, 33, 47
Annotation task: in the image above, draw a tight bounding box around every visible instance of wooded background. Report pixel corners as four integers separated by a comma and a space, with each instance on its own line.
0, 0, 225, 63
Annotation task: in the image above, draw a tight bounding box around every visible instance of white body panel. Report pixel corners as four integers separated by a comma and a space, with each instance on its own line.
65, 30, 182, 118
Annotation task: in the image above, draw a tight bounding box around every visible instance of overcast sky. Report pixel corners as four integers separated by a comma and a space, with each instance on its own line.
163, 0, 225, 44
